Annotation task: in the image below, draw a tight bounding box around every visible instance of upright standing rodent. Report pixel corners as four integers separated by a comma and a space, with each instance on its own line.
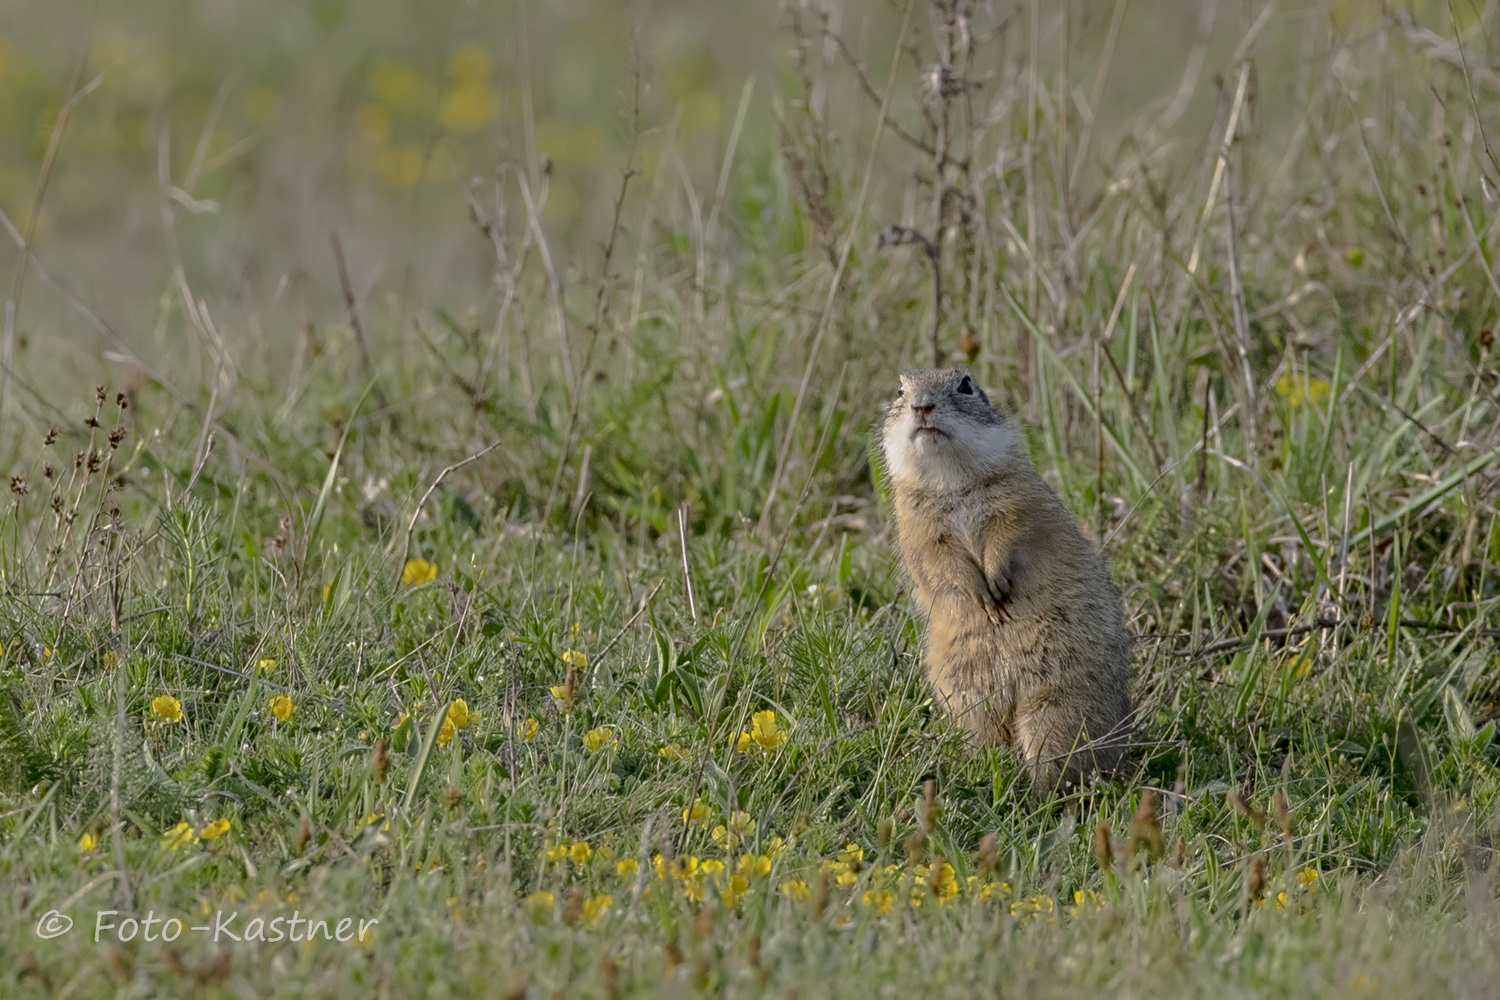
880, 367, 1132, 794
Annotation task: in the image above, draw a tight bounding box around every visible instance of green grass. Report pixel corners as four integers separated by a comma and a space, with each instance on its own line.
3, 3, 1500, 997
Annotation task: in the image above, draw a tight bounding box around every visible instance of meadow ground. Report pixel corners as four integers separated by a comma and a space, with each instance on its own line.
1, 2, 1499, 997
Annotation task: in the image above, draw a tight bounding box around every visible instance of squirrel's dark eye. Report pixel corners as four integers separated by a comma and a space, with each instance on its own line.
958, 377, 974, 395
896, 382, 905, 397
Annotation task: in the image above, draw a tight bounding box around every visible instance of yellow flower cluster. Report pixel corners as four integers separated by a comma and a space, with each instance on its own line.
779, 850, 1012, 914
1257, 867, 1323, 912
582, 727, 616, 753
710, 811, 754, 850
160, 818, 232, 850
268, 695, 295, 722
544, 839, 603, 868
1274, 372, 1332, 407
647, 837, 783, 908
437, 699, 477, 746
731, 709, 789, 753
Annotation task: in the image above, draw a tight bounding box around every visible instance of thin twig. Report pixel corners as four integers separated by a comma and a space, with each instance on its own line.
757, 0, 916, 534
331, 233, 391, 413
397, 441, 504, 582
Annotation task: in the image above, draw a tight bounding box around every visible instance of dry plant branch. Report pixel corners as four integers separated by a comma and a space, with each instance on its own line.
757, 0, 917, 534
397, 440, 504, 584
331, 234, 391, 413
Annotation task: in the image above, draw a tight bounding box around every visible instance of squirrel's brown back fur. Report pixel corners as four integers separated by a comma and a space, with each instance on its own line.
881, 368, 1132, 794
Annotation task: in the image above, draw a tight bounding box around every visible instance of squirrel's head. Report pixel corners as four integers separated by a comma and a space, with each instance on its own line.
880, 368, 1017, 490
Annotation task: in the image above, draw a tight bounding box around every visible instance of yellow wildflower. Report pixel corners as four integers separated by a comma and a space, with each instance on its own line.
1271, 890, 1289, 911
526, 890, 555, 918
401, 558, 438, 586
78, 832, 98, 852
1297, 868, 1320, 886
151, 695, 182, 723
835, 869, 859, 887
257, 657, 276, 673
162, 822, 198, 850
1010, 893, 1057, 923
839, 843, 865, 865
545, 844, 568, 864
750, 709, 788, 750
732, 731, 752, 753
670, 855, 700, 879
582, 727, 615, 753
447, 699, 473, 728
780, 880, 810, 900
862, 888, 895, 914
738, 853, 773, 878
436, 717, 456, 745
701, 858, 726, 876
681, 878, 703, 902
1274, 373, 1332, 408
722, 874, 750, 907
569, 841, 592, 864
268, 695, 296, 722
764, 836, 786, 858
1066, 889, 1103, 915
652, 854, 667, 880
581, 893, 612, 928
201, 818, 231, 841
658, 743, 690, 761
102, 651, 117, 670
560, 649, 587, 670
681, 799, 708, 824
520, 717, 539, 740
616, 858, 639, 876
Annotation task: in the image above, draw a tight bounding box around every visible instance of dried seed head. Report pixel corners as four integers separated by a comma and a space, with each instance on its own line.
1228, 789, 1267, 830
877, 817, 893, 846
9, 476, 26, 498
293, 814, 312, 854
927, 855, 947, 897
44, 428, 57, 446
977, 831, 999, 873
373, 737, 389, 784
95, 386, 107, 407
1272, 792, 1293, 838
1170, 835, 1187, 867
42, 465, 53, 479
1094, 821, 1115, 871
1245, 852, 1267, 903
597, 958, 619, 1000
108, 426, 126, 450
444, 786, 463, 810
85, 416, 101, 429
561, 885, 584, 926
116, 392, 127, 409
1129, 790, 1163, 861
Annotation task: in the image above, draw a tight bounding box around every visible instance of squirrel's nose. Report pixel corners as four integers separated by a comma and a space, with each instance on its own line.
911, 403, 934, 418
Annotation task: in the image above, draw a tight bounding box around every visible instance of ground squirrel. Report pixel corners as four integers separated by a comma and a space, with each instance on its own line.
880, 367, 1132, 794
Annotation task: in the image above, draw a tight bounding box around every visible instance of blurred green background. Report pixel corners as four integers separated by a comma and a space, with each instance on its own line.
0, 0, 1443, 394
